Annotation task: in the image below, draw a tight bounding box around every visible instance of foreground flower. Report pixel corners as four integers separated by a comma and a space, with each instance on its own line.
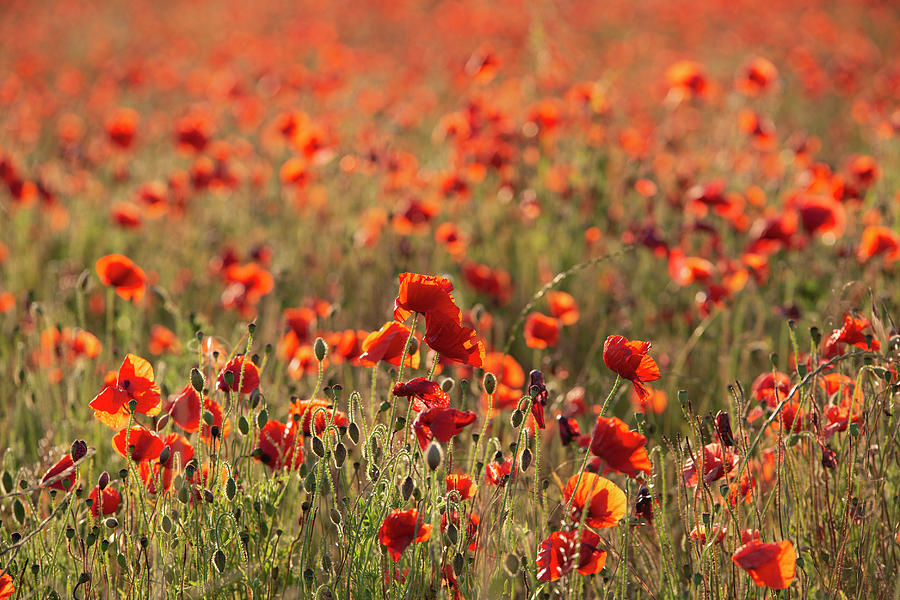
393, 272, 460, 325
358, 322, 420, 368
217, 356, 260, 394
88, 486, 121, 518
0, 573, 14, 600
413, 407, 477, 449
589, 416, 651, 478
602, 335, 660, 399
112, 427, 164, 462
40, 453, 77, 491
255, 420, 303, 470
446, 474, 477, 500
95, 254, 146, 302
379, 508, 432, 561
393, 377, 450, 411
90, 354, 161, 429
289, 398, 349, 435
732, 539, 796, 589
422, 316, 485, 368
563, 472, 626, 529
536, 529, 606, 582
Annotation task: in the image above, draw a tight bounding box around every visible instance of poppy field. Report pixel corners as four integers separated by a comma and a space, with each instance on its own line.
3, 0, 900, 597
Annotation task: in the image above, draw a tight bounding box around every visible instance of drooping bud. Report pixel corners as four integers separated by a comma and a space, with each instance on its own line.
97, 471, 110, 491
821, 445, 838, 470
401, 476, 414, 501
520, 448, 532, 472
71, 440, 88, 462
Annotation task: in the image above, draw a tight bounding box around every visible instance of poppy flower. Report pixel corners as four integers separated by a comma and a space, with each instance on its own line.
446, 474, 476, 500
0, 573, 14, 599
750, 371, 791, 407
780, 402, 804, 433
735, 57, 779, 96
165, 385, 203, 433
822, 314, 881, 359
90, 353, 162, 429
557, 415, 589, 447
563, 472, 626, 529
413, 407, 477, 449
441, 511, 480, 552
667, 248, 715, 286
40, 453, 77, 491
461, 262, 513, 305
690, 524, 727, 544
221, 262, 274, 317
858, 225, 900, 264
358, 322, 421, 368
423, 316, 485, 368
255, 420, 303, 471
393, 273, 460, 325
217, 356, 260, 394
535, 529, 607, 582
88, 486, 121, 518
792, 194, 845, 239
393, 377, 450, 411
485, 457, 514, 487
602, 335, 660, 399
95, 254, 146, 302
289, 398, 350, 435
682, 443, 739, 486
665, 60, 708, 99
727, 474, 756, 506
524, 313, 560, 349
589, 416, 651, 478
200, 399, 230, 442
824, 403, 861, 437
546, 291, 579, 325
148, 325, 181, 355
378, 508, 432, 561
105, 107, 139, 149
113, 427, 164, 462
732, 539, 796, 589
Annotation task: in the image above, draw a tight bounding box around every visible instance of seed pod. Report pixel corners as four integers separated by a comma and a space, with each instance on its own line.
714, 411, 735, 447
190, 368, 204, 393
333, 443, 346, 468
402, 476, 414, 501
312, 436, 326, 458
314, 337, 328, 362
105, 518, 118, 529
520, 448, 532, 472
441, 378, 455, 393
483, 372, 497, 395
426, 442, 443, 471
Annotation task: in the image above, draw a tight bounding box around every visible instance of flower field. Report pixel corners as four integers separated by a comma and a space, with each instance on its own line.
1, 0, 900, 597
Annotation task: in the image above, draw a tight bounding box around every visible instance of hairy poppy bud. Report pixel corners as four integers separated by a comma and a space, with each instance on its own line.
822, 445, 838, 470
483, 372, 497, 395
98, 471, 109, 491
156, 414, 170, 432
158, 445, 171, 466
330, 508, 342, 526
426, 442, 443, 471
71, 440, 88, 462
453, 552, 465, 576
510, 409, 524, 429
714, 411, 735, 447
257, 409, 268, 429
445, 522, 459, 545
190, 368, 204, 393
213, 550, 226, 573
238, 416, 249, 436
348, 422, 360, 445
312, 436, 326, 458
223, 371, 235, 389
441, 378, 455, 393
402, 476, 414, 501
314, 337, 328, 362
520, 448, 532, 472
334, 443, 346, 468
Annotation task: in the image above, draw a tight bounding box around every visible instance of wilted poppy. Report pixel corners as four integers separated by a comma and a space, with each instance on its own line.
95, 254, 146, 302
563, 472, 626, 529
393, 377, 450, 411
732, 539, 796, 589
602, 335, 660, 399
536, 529, 607, 582
112, 427, 164, 462
378, 508, 432, 561
589, 416, 651, 478
524, 313, 560, 349
90, 353, 161, 429
217, 356, 260, 394
413, 407, 477, 449
88, 486, 121, 518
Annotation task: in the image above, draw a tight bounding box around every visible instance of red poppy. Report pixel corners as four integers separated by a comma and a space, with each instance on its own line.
112, 427, 164, 462
255, 420, 304, 471
750, 371, 791, 407
728, 474, 756, 506
485, 457, 514, 487
824, 403, 861, 437
90, 354, 162, 429
666, 60, 708, 99
858, 225, 900, 264
289, 398, 350, 435
393, 273, 460, 324
393, 377, 450, 411
461, 261, 512, 305
563, 473, 626, 529
217, 356, 260, 394
735, 57, 779, 96
557, 415, 589, 447
88, 486, 121, 518
631, 388, 667, 415
524, 313, 560, 349
95, 254, 147, 302
378, 508, 432, 561
200, 399, 230, 442
413, 407, 477, 449
682, 443, 739, 486
165, 385, 202, 433
446, 474, 476, 500
780, 402, 804, 433
792, 194, 845, 239
221, 262, 274, 317
40, 453, 77, 491
536, 529, 607, 582
690, 524, 727, 544
822, 314, 881, 359
358, 322, 421, 368
589, 416, 651, 478
602, 335, 660, 399
732, 539, 796, 589
423, 316, 485, 368
0, 573, 14, 599
105, 107, 139, 149
149, 325, 181, 355
547, 292, 580, 325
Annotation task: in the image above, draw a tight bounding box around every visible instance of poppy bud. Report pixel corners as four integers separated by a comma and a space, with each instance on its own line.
453, 552, 465, 575
248, 322, 256, 336
314, 337, 328, 362
69, 440, 87, 463
257, 409, 268, 429
446, 522, 459, 545
348, 423, 360, 445
635, 486, 653, 522
810, 326, 821, 346
203, 489, 214, 504
190, 368, 204, 393
156, 414, 170, 432
330, 508, 342, 526
223, 371, 235, 389
213, 549, 226, 574
441, 378, 455, 393
312, 436, 326, 458
503, 553, 519, 577
520, 448, 532, 472
822, 445, 838, 470
238, 416, 249, 436
483, 372, 497, 395
407, 337, 419, 355
678, 390, 689, 406
714, 411, 735, 447
249, 389, 262, 409
426, 442, 443, 471
105, 518, 119, 529
402, 476, 414, 501
510, 409, 524, 429
159, 445, 172, 466
97, 471, 109, 491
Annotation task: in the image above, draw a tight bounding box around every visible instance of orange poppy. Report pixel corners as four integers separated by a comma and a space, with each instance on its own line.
105, 107, 139, 149
379, 508, 432, 561
165, 385, 202, 433
524, 313, 560, 349
682, 443, 739, 486
547, 291, 579, 325
148, 325, 181, 355
422, 316, 485, 368
536, 529, 606, 582
563, 472, 626, 529
112, 427, 164, 462
735, 57, 779, 96
358, 322, 420, 368
666, 60, 708, 99
0, 572, 14, 599
589, 416, 651, 478
732, 539, 796, 589
602, 335, 660, 399
857, 225, 900, 264
393, 272, 460, 324
89, 353, 161, 429
446, 474, 476, 500
95, 254, 146, 302
88, 486, 120, 518
412, 406, 477, 449
822, 314, 881, 358
217, 356, 260, 394
690, 524, 727, 544
485, 457, 514, 487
